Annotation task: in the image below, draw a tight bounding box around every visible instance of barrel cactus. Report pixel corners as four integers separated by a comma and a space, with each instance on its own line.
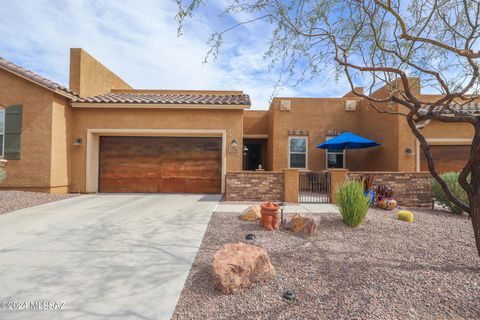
396, 210, 414, 223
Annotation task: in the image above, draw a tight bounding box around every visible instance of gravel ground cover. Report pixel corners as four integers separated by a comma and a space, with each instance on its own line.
0, 190, 79, 215
172, 208, 480, 320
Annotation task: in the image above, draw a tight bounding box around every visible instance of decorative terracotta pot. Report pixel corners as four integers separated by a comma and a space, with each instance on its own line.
260, 202, 280, 231
378, 198, 397, 210
261, 213, 274, 231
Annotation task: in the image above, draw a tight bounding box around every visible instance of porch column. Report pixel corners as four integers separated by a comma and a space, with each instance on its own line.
328, 169, 349, 204
284, 169, 299, 203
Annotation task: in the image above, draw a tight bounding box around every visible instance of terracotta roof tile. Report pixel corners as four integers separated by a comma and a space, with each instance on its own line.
73, 93, 251, 105
421, 103, 480, 114
0, 56, 78, 97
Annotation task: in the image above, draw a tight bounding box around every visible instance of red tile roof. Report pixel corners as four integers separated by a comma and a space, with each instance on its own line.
425, 103, 480, 114
73, 92, 251, 105
0, 56, 78, 97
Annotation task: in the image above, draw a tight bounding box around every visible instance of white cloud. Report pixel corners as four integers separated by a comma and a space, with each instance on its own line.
0, 0, 349, 109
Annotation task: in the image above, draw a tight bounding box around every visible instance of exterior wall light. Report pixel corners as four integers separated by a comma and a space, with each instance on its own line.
231, 139, 238, 147
405, 147, 415, 155
73, 138, 83, 146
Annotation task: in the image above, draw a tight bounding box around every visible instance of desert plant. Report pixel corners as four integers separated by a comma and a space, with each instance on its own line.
397, 210, 414, 223
432, 172, 469, 215
0, 167, 6, 183
336, 180, 370, 227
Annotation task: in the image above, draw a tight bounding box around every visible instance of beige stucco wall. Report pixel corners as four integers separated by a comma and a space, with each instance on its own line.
50, 94, 72, 192
243, 110, 269, 136
352, 86, 403, 171
0, 68, 55, 190
69, 108, 244, 192
69, 48, 132, 97
268, 97, 362, 171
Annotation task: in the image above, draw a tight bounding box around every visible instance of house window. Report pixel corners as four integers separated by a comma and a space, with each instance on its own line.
326, 136, 346, 169
0, 108, 4, 157
288, 136, 307, 169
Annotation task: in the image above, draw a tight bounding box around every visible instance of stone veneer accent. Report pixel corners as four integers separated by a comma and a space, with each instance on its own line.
348, 171, 433, 208
226, 171, 285, 202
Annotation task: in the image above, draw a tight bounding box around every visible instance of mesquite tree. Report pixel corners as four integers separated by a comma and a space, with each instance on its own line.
177, 0, 480, 254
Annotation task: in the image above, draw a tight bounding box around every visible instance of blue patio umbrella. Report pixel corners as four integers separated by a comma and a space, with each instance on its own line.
317, 132, 380, 150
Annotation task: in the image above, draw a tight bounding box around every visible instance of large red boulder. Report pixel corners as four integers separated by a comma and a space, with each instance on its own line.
212, 242, 275, 294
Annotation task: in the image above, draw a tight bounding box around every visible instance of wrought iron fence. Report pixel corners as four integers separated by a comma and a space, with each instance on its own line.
299, 171, 330, 203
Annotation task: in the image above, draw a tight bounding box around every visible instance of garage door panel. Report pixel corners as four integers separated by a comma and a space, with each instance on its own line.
160, 178, 221, 193
99, 136, 222, 193
420, 145, 469, 173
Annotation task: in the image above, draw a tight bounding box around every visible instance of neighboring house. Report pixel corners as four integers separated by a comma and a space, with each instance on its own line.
0, 49, 474, 194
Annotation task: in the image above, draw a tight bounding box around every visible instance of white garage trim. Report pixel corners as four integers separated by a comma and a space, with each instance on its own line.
86, 129, 227, 193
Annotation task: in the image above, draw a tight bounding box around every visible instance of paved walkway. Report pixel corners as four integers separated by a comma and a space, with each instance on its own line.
0, 193, 220, 320
214, 202, 339, 214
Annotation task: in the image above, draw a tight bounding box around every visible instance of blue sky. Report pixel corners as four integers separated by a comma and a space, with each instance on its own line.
0, 0, 351, 109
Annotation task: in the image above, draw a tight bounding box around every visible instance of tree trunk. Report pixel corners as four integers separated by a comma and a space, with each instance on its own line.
469, 198, 480, 256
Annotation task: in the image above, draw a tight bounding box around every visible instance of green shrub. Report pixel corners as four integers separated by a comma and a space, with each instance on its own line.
397, 210, 414, 223
0, 168, 6, 183
336, 180, 370, 227
431, 172, 468, 214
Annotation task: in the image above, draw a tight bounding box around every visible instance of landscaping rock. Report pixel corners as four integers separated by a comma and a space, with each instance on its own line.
303, 217, 318, 236
285, 214, 319, 236
240, 205, 261, 221
290, 214, 305, 232
212, 242, 275, 294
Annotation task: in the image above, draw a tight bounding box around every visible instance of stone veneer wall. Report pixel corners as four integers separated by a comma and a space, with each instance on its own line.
348, 171, 433, 208
226, 171, 285, 202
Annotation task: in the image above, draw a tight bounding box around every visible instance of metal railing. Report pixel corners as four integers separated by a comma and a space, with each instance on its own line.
299, 171, 330, 203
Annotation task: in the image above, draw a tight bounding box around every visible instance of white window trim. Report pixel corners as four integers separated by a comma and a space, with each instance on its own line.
325, 136, 346, 169
288, 136, 308, 169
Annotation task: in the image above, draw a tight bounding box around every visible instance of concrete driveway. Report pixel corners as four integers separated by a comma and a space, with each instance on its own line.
0, 193, 220, 320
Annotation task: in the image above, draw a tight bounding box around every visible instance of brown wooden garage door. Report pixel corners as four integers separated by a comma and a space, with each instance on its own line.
99, 136, 222, 193
420, 145, 469, 173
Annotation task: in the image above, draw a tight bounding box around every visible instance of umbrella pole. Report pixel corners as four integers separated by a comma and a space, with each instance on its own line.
345, 147, 347, 169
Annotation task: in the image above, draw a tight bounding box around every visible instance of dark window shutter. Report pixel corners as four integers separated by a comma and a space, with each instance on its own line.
4, 104, 22, 160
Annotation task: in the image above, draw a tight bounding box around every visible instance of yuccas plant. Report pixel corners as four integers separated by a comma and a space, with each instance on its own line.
336, 179, 370, 227
431, 172, 469, 215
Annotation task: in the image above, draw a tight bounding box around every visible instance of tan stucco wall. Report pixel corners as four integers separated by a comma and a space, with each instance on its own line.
421, 120, 474, 139
268, 97, 362, 171
50, 94, 72, 189
69, 48, 132, 97
0, 68, 54, 189
243, 110, 269, 136
69, 108, 244, 192
352, 86, 403, 171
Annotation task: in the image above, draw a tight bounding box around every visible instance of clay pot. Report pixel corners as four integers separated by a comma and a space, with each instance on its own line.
261, 213, 274, 231
260, 202, 280, 231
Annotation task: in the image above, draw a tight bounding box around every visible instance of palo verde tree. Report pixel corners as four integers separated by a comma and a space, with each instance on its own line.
177, 0, 480, 255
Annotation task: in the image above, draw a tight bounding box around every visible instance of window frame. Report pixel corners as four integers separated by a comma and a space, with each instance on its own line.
0, 108, 4, 158
288, 136, 308, 169
325, 136, 346, 169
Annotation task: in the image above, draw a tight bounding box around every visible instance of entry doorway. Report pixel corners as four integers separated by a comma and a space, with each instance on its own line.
243, 138, 267, 170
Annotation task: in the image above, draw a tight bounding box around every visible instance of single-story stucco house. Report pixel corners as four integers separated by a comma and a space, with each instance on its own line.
0, 49, 474, 198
